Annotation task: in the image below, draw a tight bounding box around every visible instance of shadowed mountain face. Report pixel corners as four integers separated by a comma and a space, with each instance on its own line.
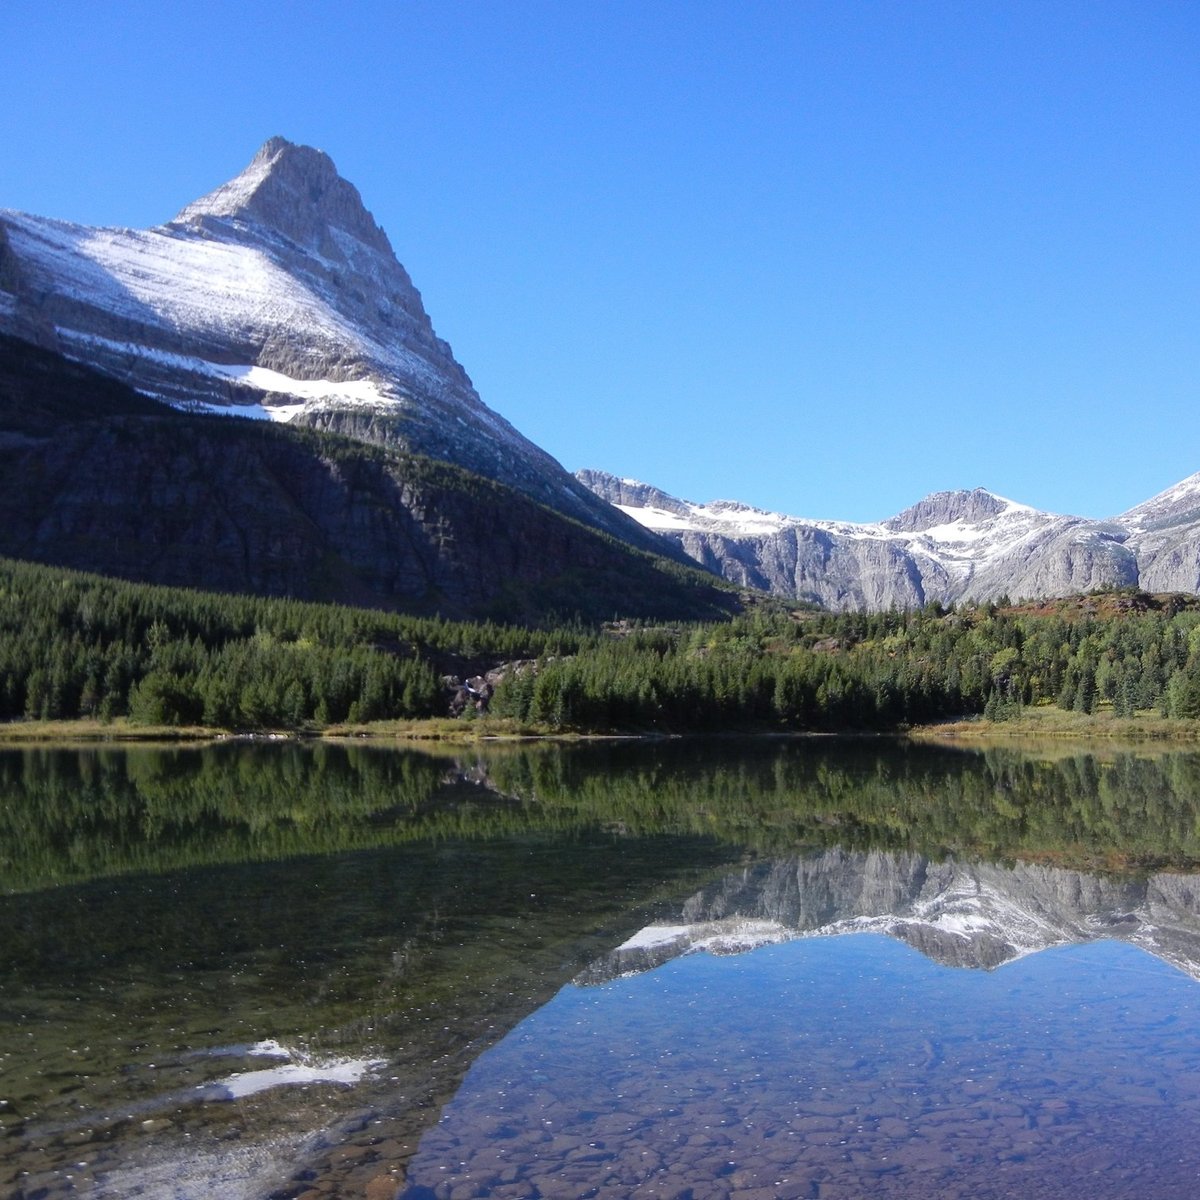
0, 138, 670, 557
0, 335, 737, 623
580, 468, 1200, 609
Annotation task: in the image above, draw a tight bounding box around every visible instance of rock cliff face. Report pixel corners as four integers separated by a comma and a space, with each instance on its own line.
0, 139, 667, 556
578, 469, 1193, 609
0, 336, 736, 623
579, 848, 1200, 982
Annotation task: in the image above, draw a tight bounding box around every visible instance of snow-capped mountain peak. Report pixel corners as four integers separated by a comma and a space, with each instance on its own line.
883, 487, 1033, 534
0, 140, 659, 548
583, 458, 1200, 608
1118, 471, 1200, 533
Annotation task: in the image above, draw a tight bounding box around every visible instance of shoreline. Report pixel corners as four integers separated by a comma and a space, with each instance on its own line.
3, 708, 1200, 749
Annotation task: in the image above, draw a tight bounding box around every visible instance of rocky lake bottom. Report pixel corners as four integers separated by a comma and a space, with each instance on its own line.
397, 937, 1200, 1200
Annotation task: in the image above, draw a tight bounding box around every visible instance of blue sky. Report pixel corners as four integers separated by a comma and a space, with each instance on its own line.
3, 0, 1197, 521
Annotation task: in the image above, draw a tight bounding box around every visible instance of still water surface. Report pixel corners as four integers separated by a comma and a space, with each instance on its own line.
403, 938, 1200, 1199
4, 739, 1200, 1198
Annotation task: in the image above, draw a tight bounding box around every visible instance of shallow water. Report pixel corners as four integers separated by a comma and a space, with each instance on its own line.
401, 936, 1200, 1198
6, 739, 1200, 1198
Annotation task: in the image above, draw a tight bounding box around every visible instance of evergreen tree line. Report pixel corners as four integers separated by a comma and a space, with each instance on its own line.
492, 595, 1200, 730
4, 556, 1200, 732
0, 558, 587, 727
9, 737, 1200, 891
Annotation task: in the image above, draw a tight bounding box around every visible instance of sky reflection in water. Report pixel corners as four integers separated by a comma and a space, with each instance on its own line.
402, 935, 1200, 1200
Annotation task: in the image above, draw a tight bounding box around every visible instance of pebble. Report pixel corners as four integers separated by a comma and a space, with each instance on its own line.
364, 1178, 402, 1200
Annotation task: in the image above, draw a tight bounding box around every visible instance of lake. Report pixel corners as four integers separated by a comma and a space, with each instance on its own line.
4, 738, 1200, 1198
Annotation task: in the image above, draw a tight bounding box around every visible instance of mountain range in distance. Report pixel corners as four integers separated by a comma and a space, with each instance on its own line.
2, 134, 1198, 618
578, 468, 1200, 611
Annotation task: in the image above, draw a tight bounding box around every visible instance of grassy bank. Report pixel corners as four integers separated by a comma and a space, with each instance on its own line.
910, 704, 1200, 744
0, 715, 561, 746
0, 717, 223, 744
320, 715, 556, 741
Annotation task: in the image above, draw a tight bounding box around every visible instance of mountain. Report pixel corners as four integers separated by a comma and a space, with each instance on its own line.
10, 137, 1197, 618
577, 469, 1200, 609
0, 137, 666, 556
578, 849, 1200, 983
0, 334, 737, 623
1117, 473, 1200, 593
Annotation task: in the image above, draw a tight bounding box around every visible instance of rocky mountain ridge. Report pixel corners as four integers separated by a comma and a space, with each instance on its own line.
578, 468, 1200, 609
0, 138, 665, 556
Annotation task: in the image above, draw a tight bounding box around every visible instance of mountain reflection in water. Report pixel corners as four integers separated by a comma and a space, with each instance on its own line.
4, 738, 1200, 1199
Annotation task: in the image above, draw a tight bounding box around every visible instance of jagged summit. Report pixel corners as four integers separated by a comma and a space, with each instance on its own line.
574, 468, 690, 517
884, 488, 1023, 534
172, 137, 395, 258
1119, 471, 1200, 531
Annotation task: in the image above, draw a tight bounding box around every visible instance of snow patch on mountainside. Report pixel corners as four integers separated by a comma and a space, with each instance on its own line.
6, 214, 348, 344
55, 330, 389, 420
615, 504, 694, 532
174, 150, 280, 225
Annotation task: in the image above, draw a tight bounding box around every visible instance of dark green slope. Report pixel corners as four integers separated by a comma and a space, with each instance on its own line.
0, 335, 738, 623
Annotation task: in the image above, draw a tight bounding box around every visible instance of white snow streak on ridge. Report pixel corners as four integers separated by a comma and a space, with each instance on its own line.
2, 206, 541, 461
617, 924, 695, 950
175, 154, 275, 222
614, 485, 1068, 577
612, 896, 1059, 971
56, 330, 387, 420
615, 505, 696, 532
1121, 472, 1200, 528
184, 401, 302, 423
617, 919, 794, 959
214, 363, 386, 405
202, 1037, 384, 1100
3, 215, 332, 340
6, 213, 400, 378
